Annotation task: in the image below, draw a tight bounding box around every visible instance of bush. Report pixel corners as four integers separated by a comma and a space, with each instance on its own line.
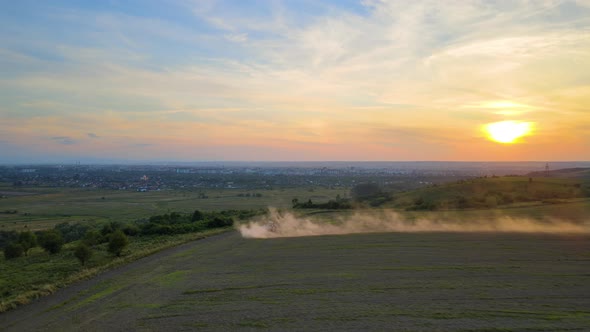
83, 229, 103, 246
122, 224, 140, 236
4, 242, 24, 259
101, 221, 123, 236
55, 222, 90, 243
74, 243, 93, 266
205, 217, 233, 228
39, 230, 64, 254
108, 230, 129, 257
18, 231, 37, 256
0, 230, 18, 249
191, 209, 204, 222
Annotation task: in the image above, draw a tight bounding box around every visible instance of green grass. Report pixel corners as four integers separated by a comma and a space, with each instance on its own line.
152, 270, 189, 287
70, 282, 124, 309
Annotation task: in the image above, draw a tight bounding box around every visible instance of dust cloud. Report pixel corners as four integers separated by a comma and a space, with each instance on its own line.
238, 208, 589, 238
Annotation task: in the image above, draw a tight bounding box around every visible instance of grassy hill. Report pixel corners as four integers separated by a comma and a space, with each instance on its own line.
381, 174, 590, 211
528, 167, 590, 178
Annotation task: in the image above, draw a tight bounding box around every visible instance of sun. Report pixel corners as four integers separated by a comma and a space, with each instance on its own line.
484, 121, 533, 144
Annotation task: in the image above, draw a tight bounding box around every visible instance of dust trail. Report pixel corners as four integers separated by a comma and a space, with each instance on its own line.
238, 208, 589, 238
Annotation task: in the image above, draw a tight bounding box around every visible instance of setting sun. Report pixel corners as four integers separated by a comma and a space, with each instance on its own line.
484, 121, 533, 144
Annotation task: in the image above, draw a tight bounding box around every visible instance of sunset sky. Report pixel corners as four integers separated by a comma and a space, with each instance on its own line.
1, 0, 589, 163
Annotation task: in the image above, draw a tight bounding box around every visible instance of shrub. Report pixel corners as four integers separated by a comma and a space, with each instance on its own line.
101, 221, 123, 236
4, 242, 24, 259
18, 231, 37, 256
39, 230, 64, 254
122, 224, 140, 236
108, 230, 129, 257
74, 243, 93, 266
205, 217, 233, 228
191, 209, 204, 222
83, 229, 103, 246
0, 230, 18, 249
55, 222, 90, 243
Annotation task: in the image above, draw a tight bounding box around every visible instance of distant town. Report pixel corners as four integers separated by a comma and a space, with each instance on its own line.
2, 162, 589, 192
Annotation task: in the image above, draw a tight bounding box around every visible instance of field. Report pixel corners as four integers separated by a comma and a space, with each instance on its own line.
2, 178, 589, 233
2, 231, 589, 331
0, 184, 347, 232
1, 175, 590, 330
0, 229, 230, 312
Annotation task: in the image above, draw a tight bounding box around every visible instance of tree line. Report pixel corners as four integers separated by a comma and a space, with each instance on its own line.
1, 208, 263, 264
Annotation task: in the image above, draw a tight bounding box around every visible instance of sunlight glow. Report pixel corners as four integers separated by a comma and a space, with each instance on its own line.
484, 121, 533, 144
483, 101, 529, 109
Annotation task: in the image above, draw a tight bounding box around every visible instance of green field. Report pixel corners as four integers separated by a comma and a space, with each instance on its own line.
2, 231, 589, 331
0, 185, 348, 232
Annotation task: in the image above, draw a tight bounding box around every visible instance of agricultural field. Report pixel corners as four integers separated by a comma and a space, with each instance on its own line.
0, 185, 347, 232
1, 231, 589, 331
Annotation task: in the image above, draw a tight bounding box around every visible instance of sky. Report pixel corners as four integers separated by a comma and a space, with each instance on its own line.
1, 0, 589, 163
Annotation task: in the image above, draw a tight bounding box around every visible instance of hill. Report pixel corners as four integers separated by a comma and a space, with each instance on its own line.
379, 174, 590, 211
527, 167, 590, 179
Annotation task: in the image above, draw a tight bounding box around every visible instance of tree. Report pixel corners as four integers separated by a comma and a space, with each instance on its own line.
55, 222, 90, 243
101, 221, 122, 236
122, 224, 140, 236
191, 209, 204, 222
18, 231, 37, 256
83, 229, 102, 246
108, 230, 129, 257
0, 230, 18, 250
74, 243, 93, 266
39, 230, 64, 254
205, 217, 233, 228
4, 242, 24, 259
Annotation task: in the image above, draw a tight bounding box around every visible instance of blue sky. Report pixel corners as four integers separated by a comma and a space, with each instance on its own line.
1, 0, 590, 163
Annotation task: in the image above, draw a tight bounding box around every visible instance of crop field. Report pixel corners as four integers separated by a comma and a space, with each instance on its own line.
2, 231, 589, 331
0, 185, 347, 231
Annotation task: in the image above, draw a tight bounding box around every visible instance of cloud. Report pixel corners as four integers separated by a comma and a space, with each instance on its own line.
224, 33, 248, 43
1, 1, 589, 161
51, 136, 77, 145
